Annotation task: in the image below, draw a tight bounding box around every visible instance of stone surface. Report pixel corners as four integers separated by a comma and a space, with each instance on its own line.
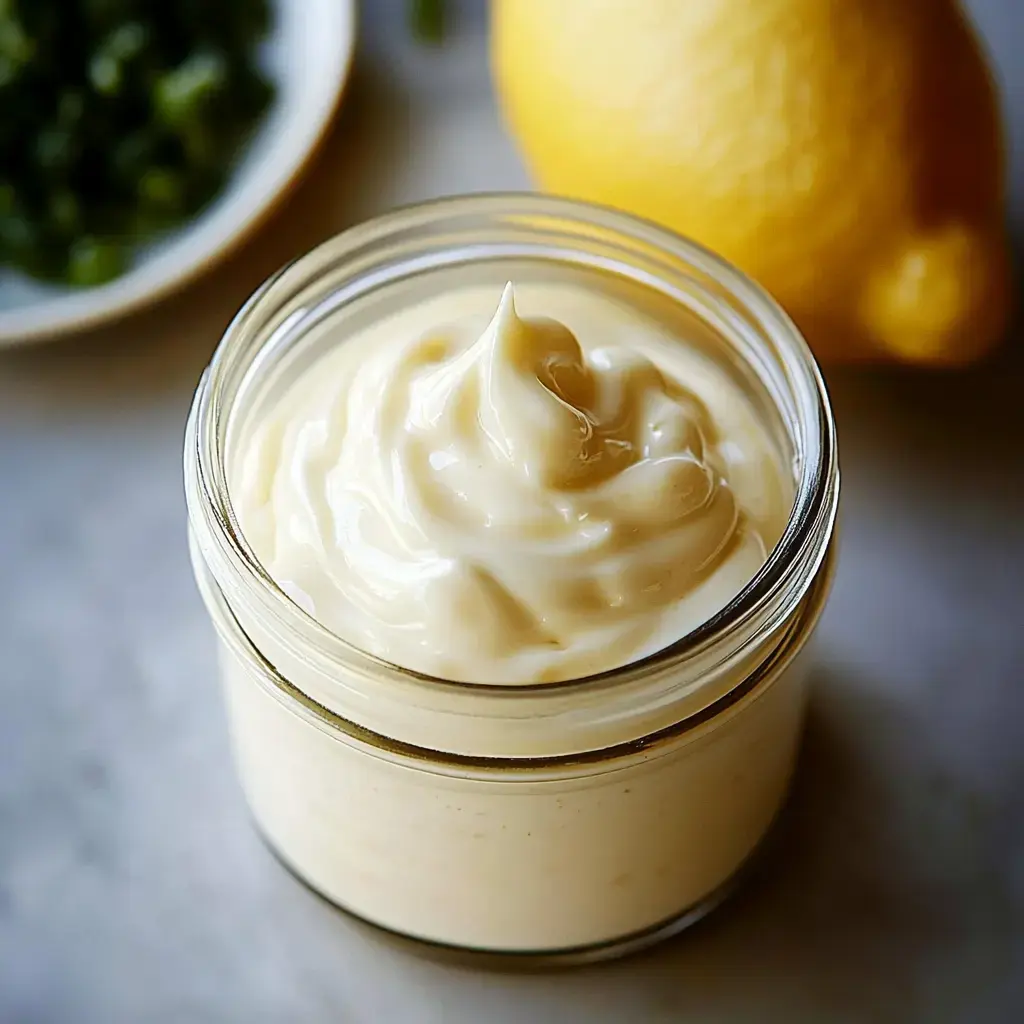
1, 2, 1023, 1021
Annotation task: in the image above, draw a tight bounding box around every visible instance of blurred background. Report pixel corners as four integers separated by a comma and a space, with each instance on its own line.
1, 1, 1022, 1021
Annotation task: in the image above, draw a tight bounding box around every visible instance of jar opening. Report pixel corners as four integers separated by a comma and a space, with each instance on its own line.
185, 194, 838, 755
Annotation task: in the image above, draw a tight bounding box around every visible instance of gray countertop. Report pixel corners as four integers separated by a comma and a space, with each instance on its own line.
2, 2, 1023, 1021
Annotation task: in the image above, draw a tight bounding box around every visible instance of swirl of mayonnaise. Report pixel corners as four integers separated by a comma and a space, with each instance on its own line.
234, 284, 785, 682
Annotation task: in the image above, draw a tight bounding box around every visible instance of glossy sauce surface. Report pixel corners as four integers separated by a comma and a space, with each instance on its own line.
233, 282, 790, 682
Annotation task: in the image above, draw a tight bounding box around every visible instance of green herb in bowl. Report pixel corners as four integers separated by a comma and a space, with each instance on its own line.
0, 0, 274, 286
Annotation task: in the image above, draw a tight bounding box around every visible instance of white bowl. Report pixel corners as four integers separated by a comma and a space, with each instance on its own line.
0, 0, 356, 347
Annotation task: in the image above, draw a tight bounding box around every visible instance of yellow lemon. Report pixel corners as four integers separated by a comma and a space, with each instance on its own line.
492, 0, 1011, 364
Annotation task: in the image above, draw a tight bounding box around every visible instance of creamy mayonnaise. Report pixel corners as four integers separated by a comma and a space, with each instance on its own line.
186, 261, 831, 955
233, 283, 789, 682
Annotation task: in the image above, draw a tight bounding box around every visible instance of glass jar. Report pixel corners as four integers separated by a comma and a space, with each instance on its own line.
184, 194, 839, 963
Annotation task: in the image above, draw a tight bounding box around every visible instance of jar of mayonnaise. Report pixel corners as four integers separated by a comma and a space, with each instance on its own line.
184, 194, 839, 963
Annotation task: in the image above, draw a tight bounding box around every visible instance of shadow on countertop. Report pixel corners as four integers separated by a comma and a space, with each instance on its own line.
633, 669, 1024, 1020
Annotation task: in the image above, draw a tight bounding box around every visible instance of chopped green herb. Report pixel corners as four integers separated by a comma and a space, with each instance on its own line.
68, 237, 126, 286
0, 0, 274, 286
410, 0, 445, 44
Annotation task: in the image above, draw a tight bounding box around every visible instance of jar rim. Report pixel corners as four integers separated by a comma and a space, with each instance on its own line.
187, 192, 838, 708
